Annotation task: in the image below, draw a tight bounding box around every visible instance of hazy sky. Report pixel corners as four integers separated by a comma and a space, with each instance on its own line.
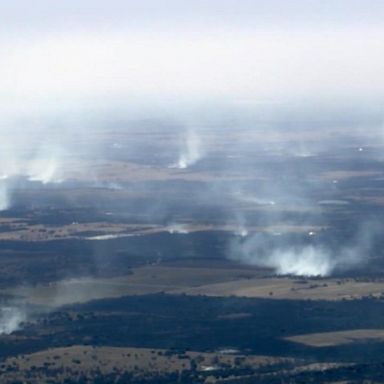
1, 1, 384, 116
3, 1, 384, 30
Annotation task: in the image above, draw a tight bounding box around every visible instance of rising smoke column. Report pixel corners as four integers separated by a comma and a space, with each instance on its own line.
229, 220, 378, 277
26, 146, 64, 184
229, 233, 334, 276
0, 179, 10, 211
265, 246, 334, 276
0, 146, 64, 211
171, 129, 202, 169
0, 306, 26, 335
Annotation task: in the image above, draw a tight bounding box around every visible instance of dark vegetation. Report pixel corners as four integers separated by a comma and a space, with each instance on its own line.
2, 143, 384, 382
3, 295, 384, 382
0, 218, 384, 287
2, 294, 384, 362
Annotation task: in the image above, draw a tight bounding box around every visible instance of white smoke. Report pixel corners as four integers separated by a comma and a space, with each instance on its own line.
230, 236, 333, 277
233, 190, 276, 206
229, 221, 377, 277
26, 155, 61, 184
233, 211, 249, 237
23, 142, 66, 184
167, 224, 189, 234
268, 246, 333, 276
0, 127, 76, 211
171, 129, 202, 169
0, 306, 26, 335
0, 153, 62, 211
236, 228, 249, 238
0, 180, 11, 211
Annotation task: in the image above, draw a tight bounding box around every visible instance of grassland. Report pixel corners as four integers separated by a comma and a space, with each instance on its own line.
0, 217, 323, 241
0, 345, 350, 384
1, 345, 288, 374
1, 126, 384, 384
8, 261, 384, 308
174, 275, 384, 301
285, 329, 384, 347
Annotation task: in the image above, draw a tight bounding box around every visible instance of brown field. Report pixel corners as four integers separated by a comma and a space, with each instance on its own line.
58, 159, 260, 183
0, 215, 323, 241
0, 221, 159, 242
173, 276, 384, 301
0, 344, 354, 384
0, 345, 293, 383
8, 263, 266, 307
8, 261, 384, 307
285, 329, 384, 347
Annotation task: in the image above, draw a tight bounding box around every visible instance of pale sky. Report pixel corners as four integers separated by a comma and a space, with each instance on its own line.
1, 1, 384, 117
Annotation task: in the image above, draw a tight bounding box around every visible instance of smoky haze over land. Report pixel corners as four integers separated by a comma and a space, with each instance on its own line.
0, 110, 383, 279
0, 0, 384, 349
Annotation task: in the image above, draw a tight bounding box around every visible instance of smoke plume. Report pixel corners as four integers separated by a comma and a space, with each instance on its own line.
171, 129, 203, 169
0, 306, 26, 335
229, 222, 378, 277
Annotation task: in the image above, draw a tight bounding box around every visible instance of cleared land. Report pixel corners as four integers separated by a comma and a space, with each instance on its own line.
0, 345, 294, 383
8, 263, 265, 306
285, 329, 384, 347
8, 262, 384, 307
173, 276, 384, 301
0, 218, 323, 241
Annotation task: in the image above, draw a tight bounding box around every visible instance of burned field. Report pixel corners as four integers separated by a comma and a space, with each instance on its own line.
1, 126, 384, 383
